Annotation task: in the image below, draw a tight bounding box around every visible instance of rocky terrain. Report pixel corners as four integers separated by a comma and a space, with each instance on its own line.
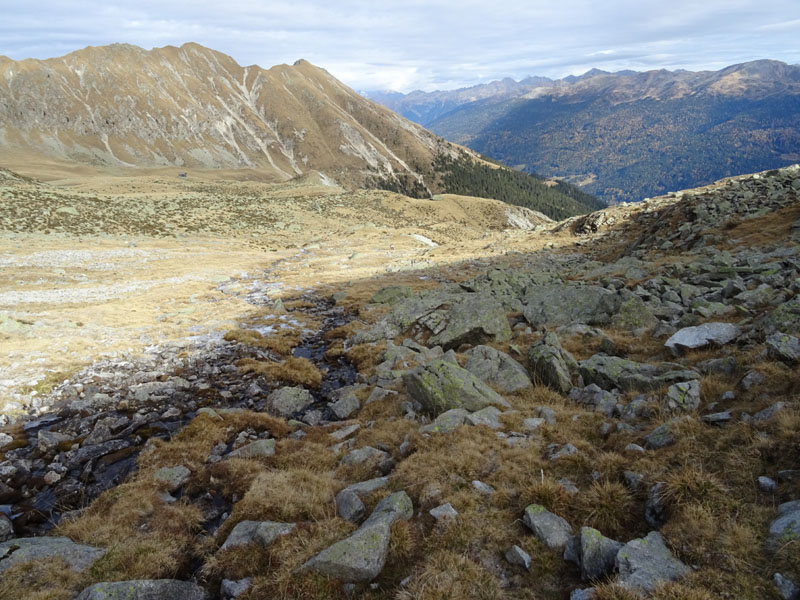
1, 164, 799, 599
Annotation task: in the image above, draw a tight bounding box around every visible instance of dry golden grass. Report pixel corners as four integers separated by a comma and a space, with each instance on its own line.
273, 439, 340, 472
576, 480, 636, 538
717, 204, 800, 250
237, 356, 323, 388
345, 341, 387, 375
395, 549, 505, 600
0, 558, 88, 600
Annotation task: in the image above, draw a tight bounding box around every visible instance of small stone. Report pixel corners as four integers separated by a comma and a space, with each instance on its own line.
625, 443, 645, 453
465, 406, 503, 429
0, 433, 13, 449
616, 531, 690, 591
534, 406, 557, 425
663, 380, 701, 412
340, 446, 389, 467
472, 480, 495, 495
336, 489, 366, 523
221, 520, 295, 550
754, 402, 786, 422
550, 443, 578, 460
429, 503, 459, 522
702, 411, 732, 424
774, 573, 800, 600
523, 417, 545, 432
0, 514, 13, 542
154, 465, 191, 493
522, 504, 573, 551
221, 578, 253, 599
740, 370, 766, 390
766, 332, 800, 364
227, 438, 276, 459
558, 478, 580, 495
759, 476, 777, 492
505, 544, 532, 570
38, 430, 71, 453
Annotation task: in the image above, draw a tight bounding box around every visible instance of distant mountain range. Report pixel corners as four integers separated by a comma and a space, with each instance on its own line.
0, 43, 601, 219
367, 60, 800, 203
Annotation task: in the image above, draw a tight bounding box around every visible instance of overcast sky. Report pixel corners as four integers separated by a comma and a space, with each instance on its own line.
2, 0, 799, 92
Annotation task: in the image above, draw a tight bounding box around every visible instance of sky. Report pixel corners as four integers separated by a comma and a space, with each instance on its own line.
2, 0, 800, 93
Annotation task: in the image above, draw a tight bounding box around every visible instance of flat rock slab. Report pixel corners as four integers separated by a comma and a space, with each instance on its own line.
76, 579, 208, 599
523, 284, 614, 327
301, 491, 413, 581
403, 359, 511, 415
221, 520, 295, 550
227, 439, 275, 459
664, 322, 741, 356
522, 504, 573, 551
616, 531, 689, 591
579, 354, 699, 392
0, 536, 106, 574
464, 345, 531, 393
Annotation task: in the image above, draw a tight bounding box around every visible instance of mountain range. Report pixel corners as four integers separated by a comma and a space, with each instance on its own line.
0, 43, 601, 219
368, 60, 800, 203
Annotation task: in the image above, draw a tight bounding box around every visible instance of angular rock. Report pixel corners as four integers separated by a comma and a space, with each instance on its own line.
774, 573, 800, 600
329, 386, 361, 420
75, 580, 208, 599
740, 370, 766, 390
301, 491, 413, 581
759, 476, 778, 493
754, 402, 786, 422
580, 354, 699, 392
420, 408, 469, 434
403, 359, 510, 416
576, 527, 623, 581
38, 429, 72, 453
0, 536, 106, 574
464, 345, 532, 393
340, 446, 389, 467
523, 417, 546, 432
528, 332, 579, 394
535, 406, 557, 424
665, 322, 741, 356
523, 504, 573, 551
227, 439, 275, 459
610, 294, 658, 332
569, 384, 617, 417
0, 514, 13, 542
336, 489, 366, 523
465, 406, 503, 429
767, 501, 800, 551
645, 483, 668, 527
523, 284, 614, 327
427, 294, 512, 350
505, 544, 532, 570
766, 332, 800, 364
267, 387, 314, 418
766, 296, 800, 335
221, 520, 295, 550
154, 465, 191, 493
429, 503, 458, 522
343, 477, 390, 496
664, 380, 701, 412
221, 578, 252, 600
616, 531, 690, 592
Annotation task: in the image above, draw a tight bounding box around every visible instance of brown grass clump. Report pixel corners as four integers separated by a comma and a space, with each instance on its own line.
395, 549, 505, 600
237, 356, 322, 388
659, 465, 727, 510
273, 440, 340, 472
345, 341, 386, 375
224, 327, 296, 356
226, 468, 336, 528
0, 558, 88, 600
593, 583, 643, 600
576, 480, 636, 539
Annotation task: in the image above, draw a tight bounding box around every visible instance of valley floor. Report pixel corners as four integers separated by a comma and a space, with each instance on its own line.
1, 164, 799, 600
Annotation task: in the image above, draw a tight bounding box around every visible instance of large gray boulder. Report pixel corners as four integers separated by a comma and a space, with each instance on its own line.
522, 504, 573, 551
767, 501, 800, 552
765, 297, 800, 335
220, 520, 295, 550
522, 285, 614, 327
579, 355, 699, 392
267, 387, 314, 418
403, 359, 511, 416
301, 491, 413, 581
616, 531, 690, 592
76, 580, 208, 599
426, 294, 512, 350
464, 345, 532, 393
528, 332, 579, 394
0, 536, 106, 574
664, 322, 741, 356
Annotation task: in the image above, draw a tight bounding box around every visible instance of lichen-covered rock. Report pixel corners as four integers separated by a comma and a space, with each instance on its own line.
528, 332, 579, 394
336, 489, 366, 523
579, 354, 699, 392
664, 380, 701, 412
328, 385, 361, 420
369, 286, 412, 304
575, 527, 623, 581
220, 520, 295, 550
75, 580, 208, 599
522, 504, 573, 551
403, 359, 510, 416
522, 284, 614, 327
569, 384, 618, 417
766, 332, 800, 364
505, 544, 532, 570
616, 531, 690, 591
767, 501, 800, 552
426, 294, 512, 350
464, 345, 532, 393
664, 322, 741, 356
227, 439, 275, 459
765, 296, 800, 335
465, 406, 503, 429
0, 536, 106, 574
153, 465, 191, 492
420, 408, 470, 433
266, 386, 314, 418
301, 491, 413, 581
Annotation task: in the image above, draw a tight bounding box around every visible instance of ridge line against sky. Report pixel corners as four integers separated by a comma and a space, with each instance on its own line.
2, 0, 800, 93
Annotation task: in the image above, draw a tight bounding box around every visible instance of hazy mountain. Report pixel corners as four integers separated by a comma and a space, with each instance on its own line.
371, 60, 800, 203
0, 43, 600, 217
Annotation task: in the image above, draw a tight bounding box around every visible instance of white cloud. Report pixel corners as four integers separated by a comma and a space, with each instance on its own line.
1, 0, 799, 91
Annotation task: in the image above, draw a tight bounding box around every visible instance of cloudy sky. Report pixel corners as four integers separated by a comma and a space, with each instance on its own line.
2, 0, 799, 92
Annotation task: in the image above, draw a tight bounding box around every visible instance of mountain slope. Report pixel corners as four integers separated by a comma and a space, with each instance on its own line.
372, 61, 800, 203
0, 43, 599, 216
